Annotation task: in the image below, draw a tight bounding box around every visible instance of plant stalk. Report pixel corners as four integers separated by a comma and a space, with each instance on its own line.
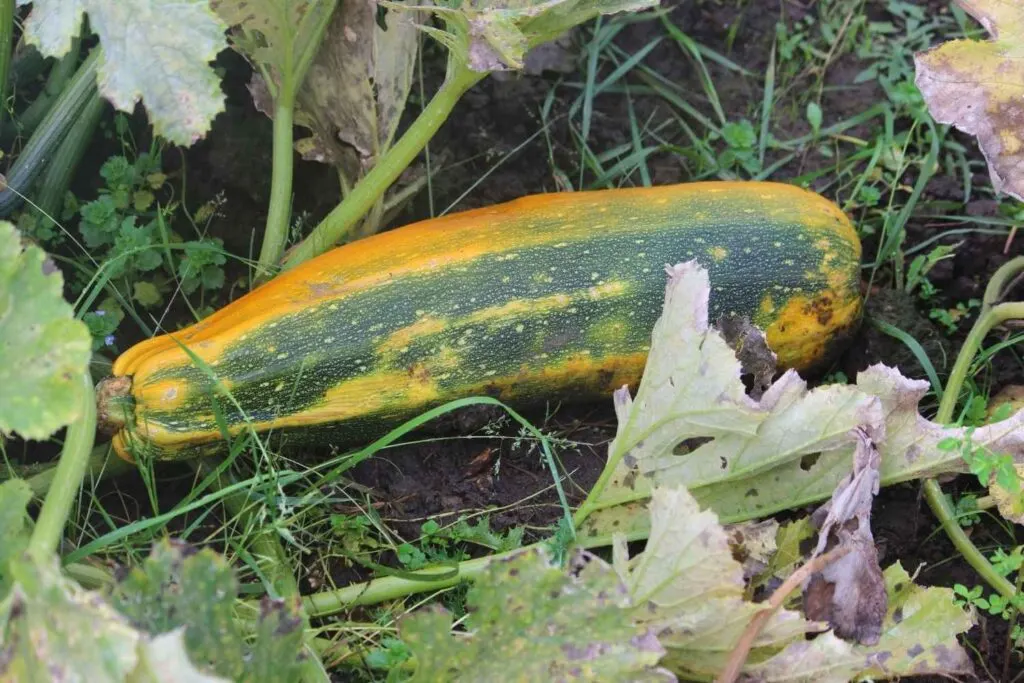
255, 93, 296, 279
4, 444, 132, 499
0, 0, 13, 129
281, 64, 485, 269
2, 31, 81, 143
0, 49, 99, 216
33, 90, 105, 226
26, 373, 96, 563
924, 256, 1024, 601
252, 0, 338, 281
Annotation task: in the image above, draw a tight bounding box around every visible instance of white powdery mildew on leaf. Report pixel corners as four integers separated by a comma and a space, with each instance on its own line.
594, 261, 879, 515
618, 486, 815, 679
743, 563, 974, 682
863, 364, 1024, 482
388, 0, 659, 73
398, 545, 676, 680
20, 0, 228, 145
583, 262, 1024, 528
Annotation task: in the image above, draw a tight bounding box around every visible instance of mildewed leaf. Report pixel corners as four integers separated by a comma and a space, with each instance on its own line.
294, 0, 421, 179
108, 539, 305, 683
0, 555, 226, 682
0, 479, 33, 596
742, 563, 974, 681
389, 0, 658, 73
398, 546, 674, 681
0, 222, 91, 440
579, 262, 1024, 538
915, 1, 1024, 201
18, 0, 228, 145
616, 487, 815, 679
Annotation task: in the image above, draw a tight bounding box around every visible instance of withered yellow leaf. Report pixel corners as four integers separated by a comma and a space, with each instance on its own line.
915, 0, 1024, 200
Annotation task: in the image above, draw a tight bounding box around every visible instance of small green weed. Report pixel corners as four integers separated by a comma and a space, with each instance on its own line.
951, 493, 982, 528
397, 516, 525, 571
929, 298, 981, 335
26, 144, 229, 350
939, 430, 1021, 496
955, 546, 1024, 653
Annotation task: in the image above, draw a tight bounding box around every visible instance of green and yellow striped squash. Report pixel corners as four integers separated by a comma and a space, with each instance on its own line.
98, 182, 863, 461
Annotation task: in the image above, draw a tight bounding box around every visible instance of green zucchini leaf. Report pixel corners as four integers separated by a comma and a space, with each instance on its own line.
618, 487, 813, 679
18, 0, 228, 145
0, 221, 91, 441
0, 479, 32, 596
211, 0, 332, 83
398, 545, 673, 681
385, 0, 659, 73
915, 0, 1024, 201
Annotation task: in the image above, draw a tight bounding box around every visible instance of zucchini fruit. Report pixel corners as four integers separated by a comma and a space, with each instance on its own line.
98, 182, 863, 461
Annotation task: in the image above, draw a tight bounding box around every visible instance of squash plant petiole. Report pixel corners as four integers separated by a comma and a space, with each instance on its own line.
1, 30, 82, 144
280, 63, 486, 269
253, 0, 338, 281
923, 255, 1024, 601
2, 444, 132, 498
26, 373, 96, 563
0, 49, 99, 216
0, 0, 13, 130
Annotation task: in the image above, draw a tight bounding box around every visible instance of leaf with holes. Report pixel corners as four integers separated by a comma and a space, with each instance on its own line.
398, 546, 673, 681
578, 262, 1024, 537
615, 487, 815, 679
108, 539, 305, 682
915, 1, 1024, 201
743, 563, 974, 681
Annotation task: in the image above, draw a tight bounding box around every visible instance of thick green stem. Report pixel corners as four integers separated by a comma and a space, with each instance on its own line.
4, 444, 132, 499
923, 256, 1024, 601
281, 65, 485, 269
0, 0, 13, 129
2, 32, 81, 143
0, 49, 99, 216
252, 0, 337, 280
298, 515, 624, 619
304, 554, 496, 615
26, 373, 96, 563
192, 459, 329, 683
255, 95, 296, 279
33, 90, 105, 226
